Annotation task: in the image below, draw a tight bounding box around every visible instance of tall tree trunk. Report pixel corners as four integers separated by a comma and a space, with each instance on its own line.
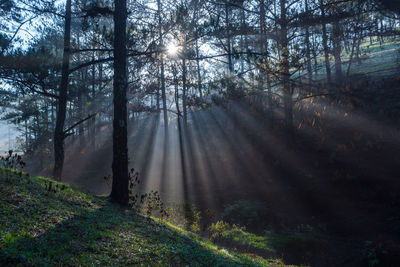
259, 0, 272, 117
24, 119, 28, 152
156, 67, 160, 111
240, 4, 245, 73
355, 29, 362, 64
78, 69, 86, 147
110, 0, 129, 206
195, 39, 203, 98
279, 0, 293, 134
173, 65, 180, 116
312, 32, 318, 76
320, 0, 332, 87
346, 31, 358, 79
182, 56, 187, 124
77, 33, 85, 148
225, 2, 233, 73
157, 0, 168, 128
53, 0, 71, 181
305, 0, 312, 84
332, 20, 343, 81
90, 50, 96, 151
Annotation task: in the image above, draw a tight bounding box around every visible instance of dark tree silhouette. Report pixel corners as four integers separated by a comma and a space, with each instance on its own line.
53, 0, 71, 181
110, 0, 129, 206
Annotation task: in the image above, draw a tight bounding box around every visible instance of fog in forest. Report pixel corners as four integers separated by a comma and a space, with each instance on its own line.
1, 0, 400, 265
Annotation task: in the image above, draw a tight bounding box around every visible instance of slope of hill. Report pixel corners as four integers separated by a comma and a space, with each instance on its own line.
0, 168, 288, 266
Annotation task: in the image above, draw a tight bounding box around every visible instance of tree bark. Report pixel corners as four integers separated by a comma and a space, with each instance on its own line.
259, 0, 272, 118
279, 0, 293, 134
195, 39, 203, 98
90, 50, 96, 151
182, 56, 187, 124
305, 0, 312, 84
157, 0, 168, 128
53, 0, 71, 181
110, 0, 129, 206
332, 20, 343, 81
225, 2, 233, 74
320, 0, 332, 87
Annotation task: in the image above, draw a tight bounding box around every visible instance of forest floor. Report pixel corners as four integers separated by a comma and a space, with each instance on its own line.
0, 168, 294, 266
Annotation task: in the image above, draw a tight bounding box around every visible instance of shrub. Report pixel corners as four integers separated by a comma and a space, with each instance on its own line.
165, 202, 201, 233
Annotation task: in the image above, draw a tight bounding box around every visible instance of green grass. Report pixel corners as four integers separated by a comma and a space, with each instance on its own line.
209, 221, 325, 265
296, 36, 400, 82
0, 168, 289, 266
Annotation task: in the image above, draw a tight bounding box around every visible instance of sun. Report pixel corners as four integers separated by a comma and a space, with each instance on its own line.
166, 42, 179, 56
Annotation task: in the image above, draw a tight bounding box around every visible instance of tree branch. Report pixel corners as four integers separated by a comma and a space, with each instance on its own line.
63, 113, 96, 136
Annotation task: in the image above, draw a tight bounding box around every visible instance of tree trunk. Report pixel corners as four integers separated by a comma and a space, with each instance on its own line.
182, 56, 187, 124
53, 0, 71, 181
78, 69, 86, 147
332, 20, 343, 81
320, 0, 332, 87
90, 50, 96, 151
312, 32, 318, 76
279, 0, 293, 134
225, 2, 233, 73
195, 39, 203, 98
305, 0, 312, 84
157, 0, 168, 128
259, 0, 272, 118
355, 30, 362, 65
240, 4, 245, 73
110, 0, 129, 206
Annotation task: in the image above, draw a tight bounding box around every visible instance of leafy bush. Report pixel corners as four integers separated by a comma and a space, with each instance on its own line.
209, 221, 236, 242
209, 221, 271, 250
165, 202, 201, 233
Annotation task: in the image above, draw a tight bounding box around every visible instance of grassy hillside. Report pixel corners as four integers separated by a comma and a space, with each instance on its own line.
305, 37, 400, 81
0, 168, 290, 266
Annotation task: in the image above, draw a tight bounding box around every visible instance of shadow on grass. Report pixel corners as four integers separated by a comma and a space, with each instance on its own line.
1, 201, 262, 266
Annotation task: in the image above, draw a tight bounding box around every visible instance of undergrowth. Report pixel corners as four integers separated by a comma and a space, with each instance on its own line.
0, 168, 288, 266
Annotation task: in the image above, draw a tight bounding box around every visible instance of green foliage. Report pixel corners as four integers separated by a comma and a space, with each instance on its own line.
209, 221, 275, 253
165, 202, 201, 233
209, 221, 237, 242
208, 220, 327, 266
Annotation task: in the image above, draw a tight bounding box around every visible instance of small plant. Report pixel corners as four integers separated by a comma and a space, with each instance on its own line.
0, 150, 28, 182
105, 168, 168, 220
127, 168, 168, 219
43, 180, 67, 193
3, 233, 16, 246
208, 221, 274, 252
209, 221, 232, 242
165, 202, 201, 232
